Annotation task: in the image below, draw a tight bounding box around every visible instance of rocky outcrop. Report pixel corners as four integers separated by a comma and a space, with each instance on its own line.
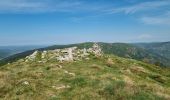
25, 50, 39, 62
25, 43, 103, 62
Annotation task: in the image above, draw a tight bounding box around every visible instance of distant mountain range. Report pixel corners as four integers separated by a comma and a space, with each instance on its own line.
134, 42, 170, 60
0, 46, 46, 60
0, 42, 170, 67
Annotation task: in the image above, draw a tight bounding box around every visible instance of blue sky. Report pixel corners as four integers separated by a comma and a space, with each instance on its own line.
0, 0, 170, 45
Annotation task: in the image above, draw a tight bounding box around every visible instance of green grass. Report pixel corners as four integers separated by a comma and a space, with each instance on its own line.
0, 54, 170, 100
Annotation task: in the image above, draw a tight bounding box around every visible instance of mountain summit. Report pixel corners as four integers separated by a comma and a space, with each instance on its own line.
24, 43, 102, 63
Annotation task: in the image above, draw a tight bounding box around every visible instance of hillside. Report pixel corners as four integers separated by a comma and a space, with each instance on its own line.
98, 43, 169, 67
0, 44, 170, 100
134, 42, 170, 60
1, 42, 170, 67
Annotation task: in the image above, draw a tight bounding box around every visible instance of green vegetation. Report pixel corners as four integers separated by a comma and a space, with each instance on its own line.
98, 42, 170, 67
134, 42, 170, 60
0, 54, 170, 100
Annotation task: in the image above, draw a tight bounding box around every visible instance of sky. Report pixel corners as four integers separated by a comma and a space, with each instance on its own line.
0, 0, 170, 45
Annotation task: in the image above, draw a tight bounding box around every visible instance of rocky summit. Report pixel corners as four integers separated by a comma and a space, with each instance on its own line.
25, 43, 103, 63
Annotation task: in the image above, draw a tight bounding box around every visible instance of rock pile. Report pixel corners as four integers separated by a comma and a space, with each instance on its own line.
25, 43, 103, 62
88, 43, 102, 56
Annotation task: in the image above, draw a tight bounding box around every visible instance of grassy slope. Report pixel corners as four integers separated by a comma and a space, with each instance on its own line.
0, 54, 170, 100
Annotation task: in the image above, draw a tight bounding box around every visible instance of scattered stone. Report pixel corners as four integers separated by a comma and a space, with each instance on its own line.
56, 64, 63, 68
130, 66, 147, 73
85, 57, 90, 60
64, 70, 76, 76
18, 59, 24, 62
38, 61, 43, 63
68, 48, 74, 61
112, 76, 119, 81
25, 59, 29, 62
41, 51, 47, 59
68, 72, 76, 76
22, 81, 29, 85
64, 70, 69, 74
52, 85, 70, 90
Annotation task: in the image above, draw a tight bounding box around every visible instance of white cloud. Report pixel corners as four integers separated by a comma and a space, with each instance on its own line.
141, 17, 170, 25
0, 0, 83, 13
0, 0, 169, 15
105, 1, 170, 26
0, 0, 111, 14
141, 12, 170, 25
0, 0, 170, 27
108, 1, 170, 14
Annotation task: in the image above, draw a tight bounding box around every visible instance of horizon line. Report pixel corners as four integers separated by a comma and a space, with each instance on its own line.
0, 41, 169, 47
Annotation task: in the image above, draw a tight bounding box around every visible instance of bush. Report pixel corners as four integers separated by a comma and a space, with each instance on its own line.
45, 66, 50, 70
